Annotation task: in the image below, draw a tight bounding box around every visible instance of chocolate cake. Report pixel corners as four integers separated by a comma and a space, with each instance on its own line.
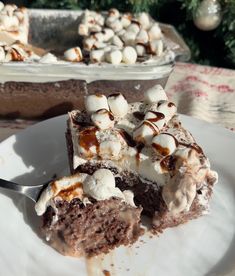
66, 84, 218, 233
35, 170, 143, 257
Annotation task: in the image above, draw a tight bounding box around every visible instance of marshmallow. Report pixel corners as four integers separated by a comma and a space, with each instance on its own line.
40, 53, 57, 64
108, 93, 129, 117
64, 47, 83, 62
137, 13, 150, 30
14, 9, 25, 21
120, 14, 132, 28
91, 109, 115, 129
90, 49, 105, 63
89, 24, 102, 32
85, 94, 109, 114
126, 22, 140, 35
0, 46, 5, 61
133, 120, 159, 145
78, 23, 89, 36
117, 29, 126, 37
95, 14, 105, 26
157, 101, 177, 122
136, 44, 146, 56
103, 28, 114, 41
83, 169, 124, 201
3, 4, 17, 17
93, 41, 107, 49
144, 85, 168, 103
111, 35, 124, 48
152, 133, 177, 156
83, 37, 96, 51
92, 32, 105, 42
5, 44, 26, 61
122, 46, 137, 64
0, 14, 18, 30
99, 140, 122, 159
0, 2, 4, 12
144, 111, 165, 130
106, 16, 116, 27
136, 29, 149, 44
109, 19, 123, 33
105, 49, 122, 65
148, 23, 162, 40
149, 39, 163, 56
108, 8, 120, 18
121, 31, 136, 46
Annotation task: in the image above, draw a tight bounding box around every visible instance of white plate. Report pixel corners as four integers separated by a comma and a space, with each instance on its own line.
0, 115, 235, 276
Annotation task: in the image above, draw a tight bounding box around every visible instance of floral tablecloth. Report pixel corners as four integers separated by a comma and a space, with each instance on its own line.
0, 62, 235, 142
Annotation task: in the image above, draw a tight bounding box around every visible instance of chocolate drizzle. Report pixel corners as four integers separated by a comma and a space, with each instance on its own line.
133, 111, 145, 120
79, 127, 99, 157
119, 129, 136, 147
136, 144, 144, 167
160, 155, 176, 171
147, 111, 165, 123
168, 102, 175, 107
179, 142, 204, 155
161, 132, 179, 147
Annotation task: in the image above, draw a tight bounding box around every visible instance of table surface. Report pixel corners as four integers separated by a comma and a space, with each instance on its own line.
0, 62, 235, 142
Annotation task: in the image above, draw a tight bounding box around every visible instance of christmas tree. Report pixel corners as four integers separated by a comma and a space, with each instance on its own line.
29, 0, 235, 69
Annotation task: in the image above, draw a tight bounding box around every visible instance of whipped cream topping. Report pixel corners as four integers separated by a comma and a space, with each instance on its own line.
35, 169, 136, 216
69, 85, 218, 215
78, 9, 165, 65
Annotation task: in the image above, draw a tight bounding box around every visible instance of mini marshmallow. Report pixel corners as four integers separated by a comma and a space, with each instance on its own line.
40, 53, 57, 64
0, 14, 18, 30
136, 44, 146, 56
0, 46, 5, 61
105, 49, 122, 65
3, 4, 17, 17
108, 93, 129, 117
122, 46, 137, 64
96, 14, 105, 26
111, 35, 124, 48
149, 39, 163, 56
85, 94, 109, 114
144, 84, 168, 103
157, 101, 177, 122
109, 19, 123, 33
89, 24, 102, 33
121, 31, 136, 46
83, 37, 96, 51
64, 47, 83, 62
133, 120, 159, 145
0, 2, 4, 11
108, 8, 120, 18
148, 23, 162, 40
126, 23, 140, 35
144, 111, 165, 130
103, 28, 114, 41
78, 23, 89, 36
137, 12, 150, 30
91, 109, 115, 129
92, 32, 105, 42
117, 29, 126, 37
106, 16, 116, 27
152, 133, 177, 156
93, 41, 107, 49
120, 14, 131, 28
99, 140, 122, 159
14, 9, 25, 21
90, 49, 105, 63
135, 29, 149, 44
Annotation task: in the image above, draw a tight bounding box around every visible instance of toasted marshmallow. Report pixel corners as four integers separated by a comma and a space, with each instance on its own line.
108, 93, 129, 117
122, 46, 137, 64
136, 44, 146, 56
78, 23, 89, 36
133, 120, 159, 145
90, 49, 105, 63
40, 53, 57, 64
91, 109, 115, 129
85, 94, 109, 114
149, 39, 163, 56
83, 169, 124, 201
120, 14, 131, 28
121, 31, 136, 46
64, 47, 83, 62
111, 35, 124, 48
108, 8, 120, 18
144, 85, 168, 103
109, 19, 123, 33
99, 140, 122, 159
0, 46, 5, 61
136, 29, 149, 44
105, 49, 122, 65
157, 101, 177, 122
103, 28, 114, 41
137, 12, 150, 30
144, 111, 165, 130
0, 2, 4, 12
83, 37, 96, 51
126, 23, 140, 35
148, 23, 162, 40
152, 133, 177, 156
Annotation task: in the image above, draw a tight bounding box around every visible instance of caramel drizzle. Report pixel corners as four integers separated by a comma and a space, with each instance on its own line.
56, 182, 83, 201
79, 127, 99, 158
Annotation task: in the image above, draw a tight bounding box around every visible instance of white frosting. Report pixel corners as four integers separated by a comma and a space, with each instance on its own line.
40, 53, 57, 64
64, 47, 83, 62
91, 109, 114, 129
152, 133, 177, 156
85, 94, 109, 114
107, 93, 129, 117
144, 84, 168, 103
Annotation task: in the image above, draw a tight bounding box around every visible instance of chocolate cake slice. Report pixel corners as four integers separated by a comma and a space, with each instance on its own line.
35, 169, 143, 257
66, 85, 218, 233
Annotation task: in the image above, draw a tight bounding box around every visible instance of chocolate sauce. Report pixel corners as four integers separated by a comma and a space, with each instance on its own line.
179, 142, 203, 155
133, 111, 145, 120
79, 127, 99, 157
147, 111, 165, 123
57, 182, 83, 201
11, 48, 24, 61
142, 120, 158, 134
161, 132, 179, 147
118, 129, 136, 147
168, 102, 175, 107
160, 155, 176, 171
136, 144, 144, 167
152, 144, 169, 156
108, 93, 121, 98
